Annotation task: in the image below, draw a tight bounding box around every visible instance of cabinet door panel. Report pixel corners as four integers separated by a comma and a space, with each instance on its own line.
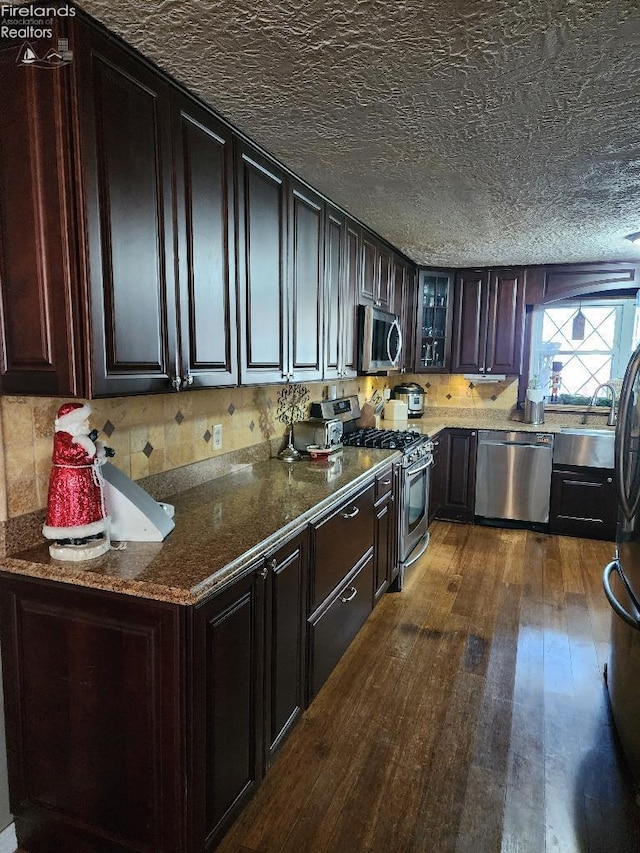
549, 468, 617, 540
485, 269, 525, 374
324, 209, 343, 377
174, 97, 237, 386
437, 429, 477, 522
237, 148, 286, 383
378, 246, 393, 309
265, 532, 308, 766
78, 31, 178, 396
289, 184, 323, 379
450, 272, 488, 373
342, 222, 360, 376
0, 49, 82, 396
0, 578, 183, 853
194, 570, 264, 848
361, 234, 378, 303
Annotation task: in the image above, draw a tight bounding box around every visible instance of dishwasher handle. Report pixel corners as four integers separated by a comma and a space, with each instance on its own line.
478, 439, 552, 449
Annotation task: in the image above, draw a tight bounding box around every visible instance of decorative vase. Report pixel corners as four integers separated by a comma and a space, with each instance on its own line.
526, 388, 545, 403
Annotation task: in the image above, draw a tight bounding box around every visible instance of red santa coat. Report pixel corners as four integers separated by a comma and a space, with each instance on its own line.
42, 431, 109, 540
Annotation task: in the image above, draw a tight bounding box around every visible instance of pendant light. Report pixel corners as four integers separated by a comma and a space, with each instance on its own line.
571, 301, 585, 340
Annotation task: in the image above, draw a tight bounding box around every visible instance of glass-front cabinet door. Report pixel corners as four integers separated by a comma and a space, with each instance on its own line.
414, 270, 454, 372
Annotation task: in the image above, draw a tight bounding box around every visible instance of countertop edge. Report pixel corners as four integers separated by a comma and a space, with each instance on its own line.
0, 451, 401, 606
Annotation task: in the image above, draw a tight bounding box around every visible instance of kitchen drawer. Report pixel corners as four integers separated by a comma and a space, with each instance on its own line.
311, 482, 374, 609
374, 465, 394, 503
308, 550, 374, 701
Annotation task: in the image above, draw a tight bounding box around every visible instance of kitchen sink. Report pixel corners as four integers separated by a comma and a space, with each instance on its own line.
554, 428, 615, 468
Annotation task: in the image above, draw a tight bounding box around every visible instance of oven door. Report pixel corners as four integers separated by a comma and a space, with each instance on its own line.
399, 454, 432, 581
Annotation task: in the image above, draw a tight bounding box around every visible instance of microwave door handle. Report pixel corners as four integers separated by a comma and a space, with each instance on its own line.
387, 318, 403, 367
615, 344, 640, 520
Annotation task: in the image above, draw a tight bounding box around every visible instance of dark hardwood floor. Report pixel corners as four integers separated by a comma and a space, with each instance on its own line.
217, 522, 640, 853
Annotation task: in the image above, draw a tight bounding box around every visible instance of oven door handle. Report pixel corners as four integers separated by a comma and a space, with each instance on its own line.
402, 532, 430, 570
406, 457, 433, 475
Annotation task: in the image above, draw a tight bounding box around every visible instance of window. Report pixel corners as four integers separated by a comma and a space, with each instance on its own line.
529, 298, 638, 404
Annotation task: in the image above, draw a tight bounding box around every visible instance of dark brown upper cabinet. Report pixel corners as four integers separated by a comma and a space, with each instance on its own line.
173, 93, 238, 390
450, 268, 526, 376
236, 145, 287, 385
236, 150, 324, 385
0, 17, 238, 397
287, 180, 324, 382
413, 269, 454, 373
392, 257, 418, 373
323, 208, 358, 380
360, 234, 393, 310
76, 23, 238, 395
0, 39, 84, 397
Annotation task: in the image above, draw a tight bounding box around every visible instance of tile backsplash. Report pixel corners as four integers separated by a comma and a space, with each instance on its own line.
0, 374, 517, 521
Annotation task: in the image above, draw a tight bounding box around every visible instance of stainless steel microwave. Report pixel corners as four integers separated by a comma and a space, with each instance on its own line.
358, 304, 403, 373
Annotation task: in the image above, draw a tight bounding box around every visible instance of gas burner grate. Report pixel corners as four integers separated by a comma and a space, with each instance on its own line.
342, 428, 424, 452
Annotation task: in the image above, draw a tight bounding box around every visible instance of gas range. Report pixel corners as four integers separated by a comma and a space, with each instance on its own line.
342, 427, 433, 467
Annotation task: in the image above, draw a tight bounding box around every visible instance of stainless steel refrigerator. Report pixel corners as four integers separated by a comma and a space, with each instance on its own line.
603, 344, 640, 802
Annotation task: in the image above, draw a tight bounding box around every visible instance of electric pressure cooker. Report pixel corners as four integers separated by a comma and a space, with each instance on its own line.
391, 383, 425, 418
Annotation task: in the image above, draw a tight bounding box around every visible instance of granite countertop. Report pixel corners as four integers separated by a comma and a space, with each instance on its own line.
0, 448, 398, 606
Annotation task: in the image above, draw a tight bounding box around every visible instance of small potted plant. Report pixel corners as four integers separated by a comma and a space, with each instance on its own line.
526, 374, 546, 404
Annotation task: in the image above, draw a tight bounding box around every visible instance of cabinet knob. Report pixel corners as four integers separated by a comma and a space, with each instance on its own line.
269, 558, 277, 569
340, 586, 358, 603
182, 373, 194, 387
341, 506, 360, 519
607, 477, 613, 483
471, 432, 476, 437
170, 376, 182, 391
486, 366, 492, 372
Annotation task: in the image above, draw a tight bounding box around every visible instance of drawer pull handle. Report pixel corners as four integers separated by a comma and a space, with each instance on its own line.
341, 586, 358, 603
342, 506, 360, 519
380, 479, 391, 486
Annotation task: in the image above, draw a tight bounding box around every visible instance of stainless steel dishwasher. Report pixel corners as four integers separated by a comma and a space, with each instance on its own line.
475, 430, 554, 524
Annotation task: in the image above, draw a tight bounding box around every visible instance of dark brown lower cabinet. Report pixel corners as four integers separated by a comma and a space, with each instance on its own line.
263, 531, 308, 768
435, 428, 478, 523
0, 575, 185, 853
192, 566, 265, 851
549, 467, 617, 541
308, 550, 374, 701
0, 530, 310, 853
428, 431, 444, 524
374, 463, 396, 603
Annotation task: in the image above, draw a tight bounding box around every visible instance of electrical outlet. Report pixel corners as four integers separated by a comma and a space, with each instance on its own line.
212, 423, 223, 450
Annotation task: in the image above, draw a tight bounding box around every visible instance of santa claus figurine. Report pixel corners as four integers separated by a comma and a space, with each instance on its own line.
42, 402, 115, 561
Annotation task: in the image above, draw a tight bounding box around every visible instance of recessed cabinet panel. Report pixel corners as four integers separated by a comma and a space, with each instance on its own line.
237, 149, 286, 383
174, 99, 237, 386
485, 269, 525, 375
324, 212, 342, 374
90, 57, 173, 374
194, 570, 264, 847
0, 50, 81, 395
0, 579, 183, 852
451, 272, 487, 373
289, 186, 323, 376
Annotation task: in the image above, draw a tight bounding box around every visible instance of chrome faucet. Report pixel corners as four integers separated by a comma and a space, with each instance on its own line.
581, 382, 617, 426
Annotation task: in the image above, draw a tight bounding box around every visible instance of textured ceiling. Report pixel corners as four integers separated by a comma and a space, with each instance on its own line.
76, 0, 640, 267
